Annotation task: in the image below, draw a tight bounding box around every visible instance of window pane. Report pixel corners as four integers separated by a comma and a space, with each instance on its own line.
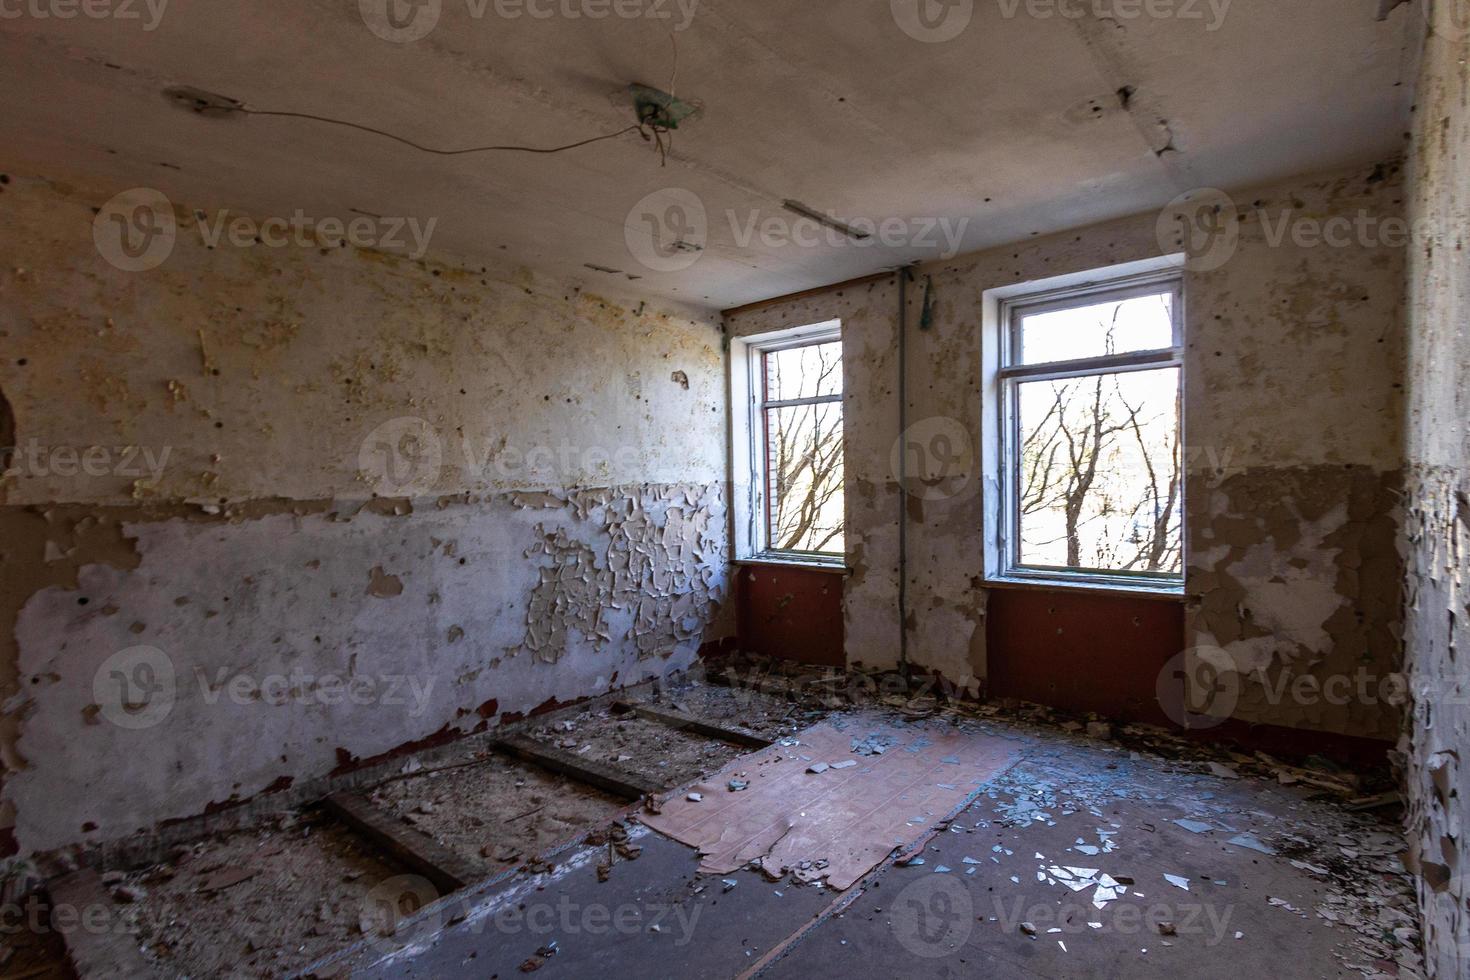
1018, 291, 1174, 365
1015, 367, 1181, 575
765, 340, 843, 402
765, 400, 844, 554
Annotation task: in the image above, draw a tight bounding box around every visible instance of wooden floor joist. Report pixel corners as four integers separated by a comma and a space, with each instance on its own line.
494, 734, 666, 800
323, 792, 482, 895
48, 868, 159, 979
614, 702, 773, 749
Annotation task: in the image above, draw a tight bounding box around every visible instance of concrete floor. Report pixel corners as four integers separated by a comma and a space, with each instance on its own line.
324, 712, 1418, 979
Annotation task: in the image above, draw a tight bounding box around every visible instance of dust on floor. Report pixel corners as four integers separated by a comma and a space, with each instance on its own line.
938, 707, 1421, 978
762, 728, 1421, 979
524, 709, 749, 789
7, 665, 1422, 979
642, 714, 1021, 889
625, 681, 819, 741
108, 812, 410, 978
0, 900, 74, 979
367, 751, 625, 870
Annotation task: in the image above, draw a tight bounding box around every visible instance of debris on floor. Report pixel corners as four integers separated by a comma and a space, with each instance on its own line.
4, 664, 1422, 979
640, 715, 1020, 888
110, 812, 412, 978
524, 709, 747, 788
368, 750, 623, 871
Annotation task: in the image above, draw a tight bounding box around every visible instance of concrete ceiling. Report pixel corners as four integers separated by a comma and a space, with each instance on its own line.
1, 0, 1422, 310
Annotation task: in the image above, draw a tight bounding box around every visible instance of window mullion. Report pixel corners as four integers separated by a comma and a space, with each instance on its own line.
759, 393, 844, 411
999, 350, 1180, 382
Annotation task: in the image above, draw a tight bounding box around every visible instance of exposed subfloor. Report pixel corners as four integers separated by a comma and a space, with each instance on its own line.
367, 749, 626, 872
333, 704, 1421, 979
7, 678, 1422, 979
523, 710, 750, 789
622, 682, 822, 741
108, 813, 412, 978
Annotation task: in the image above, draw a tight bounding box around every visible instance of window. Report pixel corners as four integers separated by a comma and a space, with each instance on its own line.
994, 268, 1184, 592
731, 322, 845, 564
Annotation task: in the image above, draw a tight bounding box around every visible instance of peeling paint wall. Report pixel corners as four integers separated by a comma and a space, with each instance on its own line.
0, 176, 730, 854
727, 162, 1406, 738
1181, 169, 1407, 741
1400, 9, 1470, 976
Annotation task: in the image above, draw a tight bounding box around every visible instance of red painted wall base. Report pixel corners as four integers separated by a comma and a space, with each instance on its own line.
733, 563, 845, 667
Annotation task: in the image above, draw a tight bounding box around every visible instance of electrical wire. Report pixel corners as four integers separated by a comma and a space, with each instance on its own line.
187, 34, 685, 163
201, 32, 682, 163
219, 105, 648, 157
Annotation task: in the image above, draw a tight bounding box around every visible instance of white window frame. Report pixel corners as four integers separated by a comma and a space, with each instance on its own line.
987, 260, 1185, 595
729, 320, 845, 568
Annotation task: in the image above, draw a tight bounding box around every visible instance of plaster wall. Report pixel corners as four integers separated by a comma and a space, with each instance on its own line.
727, 161, 1407, 739
0, 175, 731, 854
1399, 6, 1470, 975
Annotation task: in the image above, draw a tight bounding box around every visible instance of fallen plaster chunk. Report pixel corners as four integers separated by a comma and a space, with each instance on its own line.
687, 793, 703, 802
1227, 833, 1275, 855
830, 760, 858, 770
807, 762, 829, 774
